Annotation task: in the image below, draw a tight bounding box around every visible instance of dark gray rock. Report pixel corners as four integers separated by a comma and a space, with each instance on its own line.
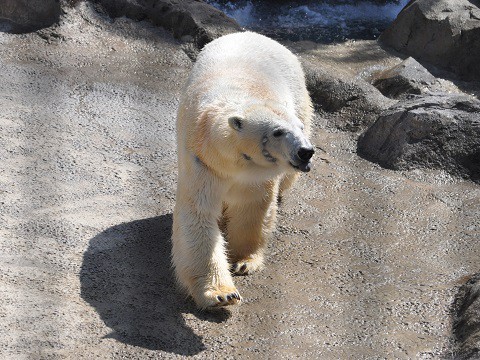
0, 0, 61, 32
358, 93, 480, 182
379, 0, 480, 81
371, 57, 442, 99
91, 0, 242, 49
302, 60, 395, 131
257, 0, 399, 3
454, 274, 480, 359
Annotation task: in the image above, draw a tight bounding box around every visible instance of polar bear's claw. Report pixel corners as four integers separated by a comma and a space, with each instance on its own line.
211, 292, 241, 307
231, 258, 264, 275
231, 262, 248, 275
200, 287, 242, 309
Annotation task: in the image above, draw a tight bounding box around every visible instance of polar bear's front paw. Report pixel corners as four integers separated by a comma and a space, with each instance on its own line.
196, 286, 242, 309
231, 257, 264, 275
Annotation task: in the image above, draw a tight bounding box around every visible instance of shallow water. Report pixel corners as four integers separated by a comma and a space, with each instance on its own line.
207, 0, 409, 43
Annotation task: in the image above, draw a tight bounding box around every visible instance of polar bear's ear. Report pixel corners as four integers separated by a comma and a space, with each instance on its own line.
228, 116, 243, 131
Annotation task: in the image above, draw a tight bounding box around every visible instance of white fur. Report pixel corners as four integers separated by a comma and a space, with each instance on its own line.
172, 32, 313, 309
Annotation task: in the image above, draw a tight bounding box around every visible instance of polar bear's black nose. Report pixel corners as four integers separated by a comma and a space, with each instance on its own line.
298, 147, 314, 162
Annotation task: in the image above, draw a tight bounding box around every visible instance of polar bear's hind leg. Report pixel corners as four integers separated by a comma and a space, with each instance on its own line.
224, 181, 278, 275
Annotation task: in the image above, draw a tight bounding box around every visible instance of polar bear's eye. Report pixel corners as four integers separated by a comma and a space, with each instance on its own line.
273, 129, 285, 137
228, 116, 243, 131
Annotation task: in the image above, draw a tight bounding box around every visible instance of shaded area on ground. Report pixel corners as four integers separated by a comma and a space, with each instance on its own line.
81, 214, 232, 353
80, 214, 208, 354
453, 273, 480, 359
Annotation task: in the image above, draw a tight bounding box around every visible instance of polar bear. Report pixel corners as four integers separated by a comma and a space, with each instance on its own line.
172, 32, 314, 309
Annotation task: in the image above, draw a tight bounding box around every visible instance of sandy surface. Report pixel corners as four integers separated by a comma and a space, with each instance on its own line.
1, 3, 479, 359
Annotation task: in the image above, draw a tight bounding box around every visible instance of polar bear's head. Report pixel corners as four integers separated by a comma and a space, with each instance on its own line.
225, 103, 314, 174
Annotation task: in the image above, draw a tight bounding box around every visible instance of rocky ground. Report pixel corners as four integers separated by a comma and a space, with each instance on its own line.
0, 1, 479, 359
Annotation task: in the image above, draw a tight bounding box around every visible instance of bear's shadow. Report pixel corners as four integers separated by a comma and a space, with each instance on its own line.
80, 214, 229, 355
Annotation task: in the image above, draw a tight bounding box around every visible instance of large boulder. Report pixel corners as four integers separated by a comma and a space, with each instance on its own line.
92, 0, 242, 49
358, 93, 480, 182
371, 57, 443, 99
454, 274, 480, 359
0, 0, 61, 32
302, 60, 395, 131
379, 0, 480, 81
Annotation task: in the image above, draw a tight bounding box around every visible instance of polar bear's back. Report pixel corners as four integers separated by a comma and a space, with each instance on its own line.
195, 32, 300, 71
188, 32, 307, 107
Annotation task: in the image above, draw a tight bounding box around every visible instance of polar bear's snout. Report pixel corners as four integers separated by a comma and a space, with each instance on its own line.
266, 123, 314, 172
292, 147, 315, 172
298, 147, 315, 162
289, 141, 315, 173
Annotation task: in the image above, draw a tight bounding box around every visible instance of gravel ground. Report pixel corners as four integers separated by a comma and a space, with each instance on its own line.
1, 3, 479, 359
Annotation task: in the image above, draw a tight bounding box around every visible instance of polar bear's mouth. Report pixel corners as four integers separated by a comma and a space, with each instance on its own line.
261, 136, 277, 163
262, 135, 277, 162
262, 149, 277, 163
289, 161, 311, 173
